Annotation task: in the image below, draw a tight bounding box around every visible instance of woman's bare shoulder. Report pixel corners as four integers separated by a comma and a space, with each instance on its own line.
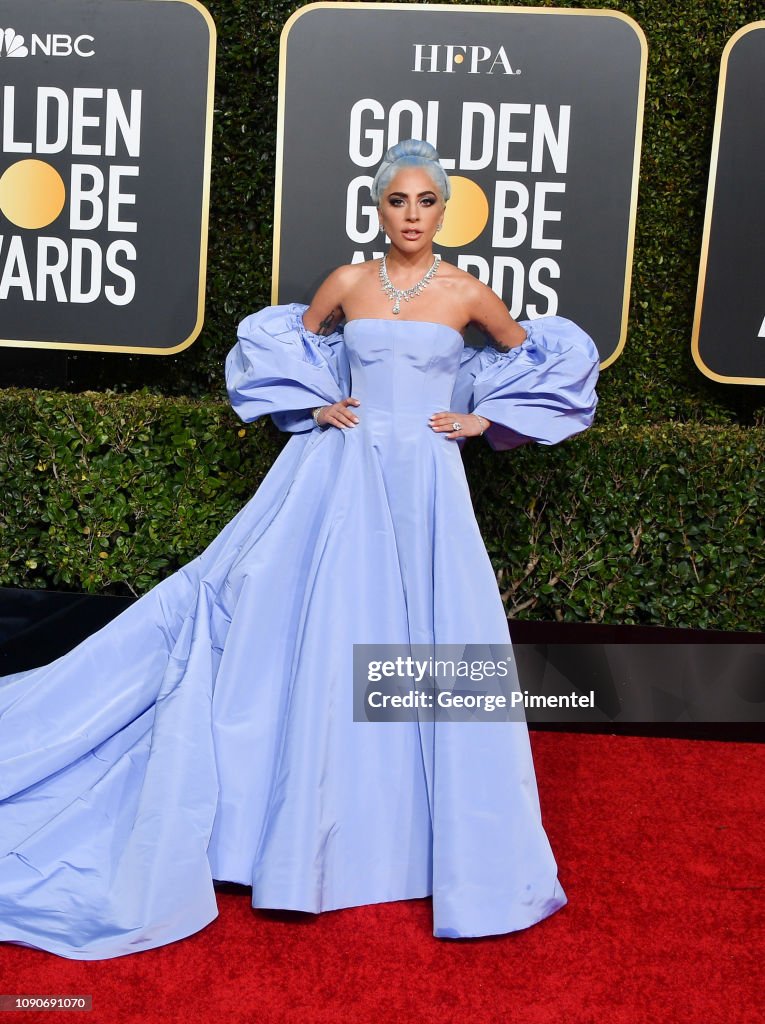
438, 260, 487, 294
316, 260, 376, 300
305, 261, 377, 333
329, 259, 377, 285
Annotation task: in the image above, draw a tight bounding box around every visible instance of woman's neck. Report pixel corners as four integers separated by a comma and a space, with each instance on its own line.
384, 246, 437, 278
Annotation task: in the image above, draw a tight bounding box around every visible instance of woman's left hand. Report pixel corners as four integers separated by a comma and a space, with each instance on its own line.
428, 411, 490, 440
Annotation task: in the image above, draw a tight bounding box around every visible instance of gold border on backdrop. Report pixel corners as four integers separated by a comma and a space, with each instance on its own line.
691, 21, 765, 385
0, 0, 217, 356
273, 2, 648, 369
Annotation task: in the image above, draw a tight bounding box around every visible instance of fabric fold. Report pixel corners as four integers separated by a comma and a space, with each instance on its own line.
0, 306, 594, 959
227, 303, 349, 433
451, 315, 600, 451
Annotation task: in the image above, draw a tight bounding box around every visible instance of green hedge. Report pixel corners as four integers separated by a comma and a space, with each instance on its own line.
3, 389, 763, 631
0, 390, 281, 596
59, 0, 765, 426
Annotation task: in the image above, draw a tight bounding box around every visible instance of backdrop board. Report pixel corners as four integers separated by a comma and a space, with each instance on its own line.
692, 23, 765, 384
274, 2, 647, 365
0, 0, 215, 355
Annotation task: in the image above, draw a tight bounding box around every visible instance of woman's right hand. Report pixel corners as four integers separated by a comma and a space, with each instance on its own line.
315, 397, 361, 428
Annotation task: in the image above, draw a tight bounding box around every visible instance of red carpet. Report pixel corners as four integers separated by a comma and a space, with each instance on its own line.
1, 732, 762, 1024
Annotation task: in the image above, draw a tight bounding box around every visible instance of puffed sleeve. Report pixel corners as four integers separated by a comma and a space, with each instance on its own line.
451, 316, 600, 451
226, 303, 350, 433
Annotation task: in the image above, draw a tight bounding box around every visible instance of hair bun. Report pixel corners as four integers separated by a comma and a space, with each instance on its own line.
370, 138, 451, 204
382, 139, 441, 164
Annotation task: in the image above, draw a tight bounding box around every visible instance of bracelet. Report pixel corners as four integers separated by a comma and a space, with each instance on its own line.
312, 406, 325, 427
472, 413, 489, 436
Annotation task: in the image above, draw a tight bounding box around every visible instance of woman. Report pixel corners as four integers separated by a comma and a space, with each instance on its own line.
0, 140, 599, 959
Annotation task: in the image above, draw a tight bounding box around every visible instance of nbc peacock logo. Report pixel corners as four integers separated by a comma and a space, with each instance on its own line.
0, 28, 28, 57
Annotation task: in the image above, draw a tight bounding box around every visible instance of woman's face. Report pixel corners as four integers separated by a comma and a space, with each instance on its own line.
378, 167, 445, 253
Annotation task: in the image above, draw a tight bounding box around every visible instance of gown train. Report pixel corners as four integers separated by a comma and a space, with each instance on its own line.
0, 305, 599, 958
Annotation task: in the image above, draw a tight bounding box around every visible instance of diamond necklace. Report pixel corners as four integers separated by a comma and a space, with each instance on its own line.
379, 253, 441, 315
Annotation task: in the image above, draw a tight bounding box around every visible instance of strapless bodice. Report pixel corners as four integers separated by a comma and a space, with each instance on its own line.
343, 319, 463, 418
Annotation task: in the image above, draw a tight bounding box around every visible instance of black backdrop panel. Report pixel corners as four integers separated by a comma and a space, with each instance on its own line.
693, 23, 765, 383
275, 3, 647, 365
0, 0, 215, 355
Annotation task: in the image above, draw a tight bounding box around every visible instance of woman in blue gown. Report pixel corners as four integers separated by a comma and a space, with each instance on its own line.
0, 140, 599, 959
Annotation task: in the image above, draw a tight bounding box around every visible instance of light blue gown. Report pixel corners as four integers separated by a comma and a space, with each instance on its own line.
0, 306, 599, 959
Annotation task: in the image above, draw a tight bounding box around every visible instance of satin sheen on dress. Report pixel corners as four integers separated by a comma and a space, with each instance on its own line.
0, 306, 599, 959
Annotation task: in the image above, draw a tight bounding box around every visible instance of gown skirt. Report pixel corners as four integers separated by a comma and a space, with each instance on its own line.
0, 306, 599, 959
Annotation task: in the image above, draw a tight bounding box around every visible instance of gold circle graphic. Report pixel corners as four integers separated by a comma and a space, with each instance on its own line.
438, 176, 490, 248
0, 159, 66, 230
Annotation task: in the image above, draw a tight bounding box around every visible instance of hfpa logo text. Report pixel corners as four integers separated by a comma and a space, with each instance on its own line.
412, 44, 521, 75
